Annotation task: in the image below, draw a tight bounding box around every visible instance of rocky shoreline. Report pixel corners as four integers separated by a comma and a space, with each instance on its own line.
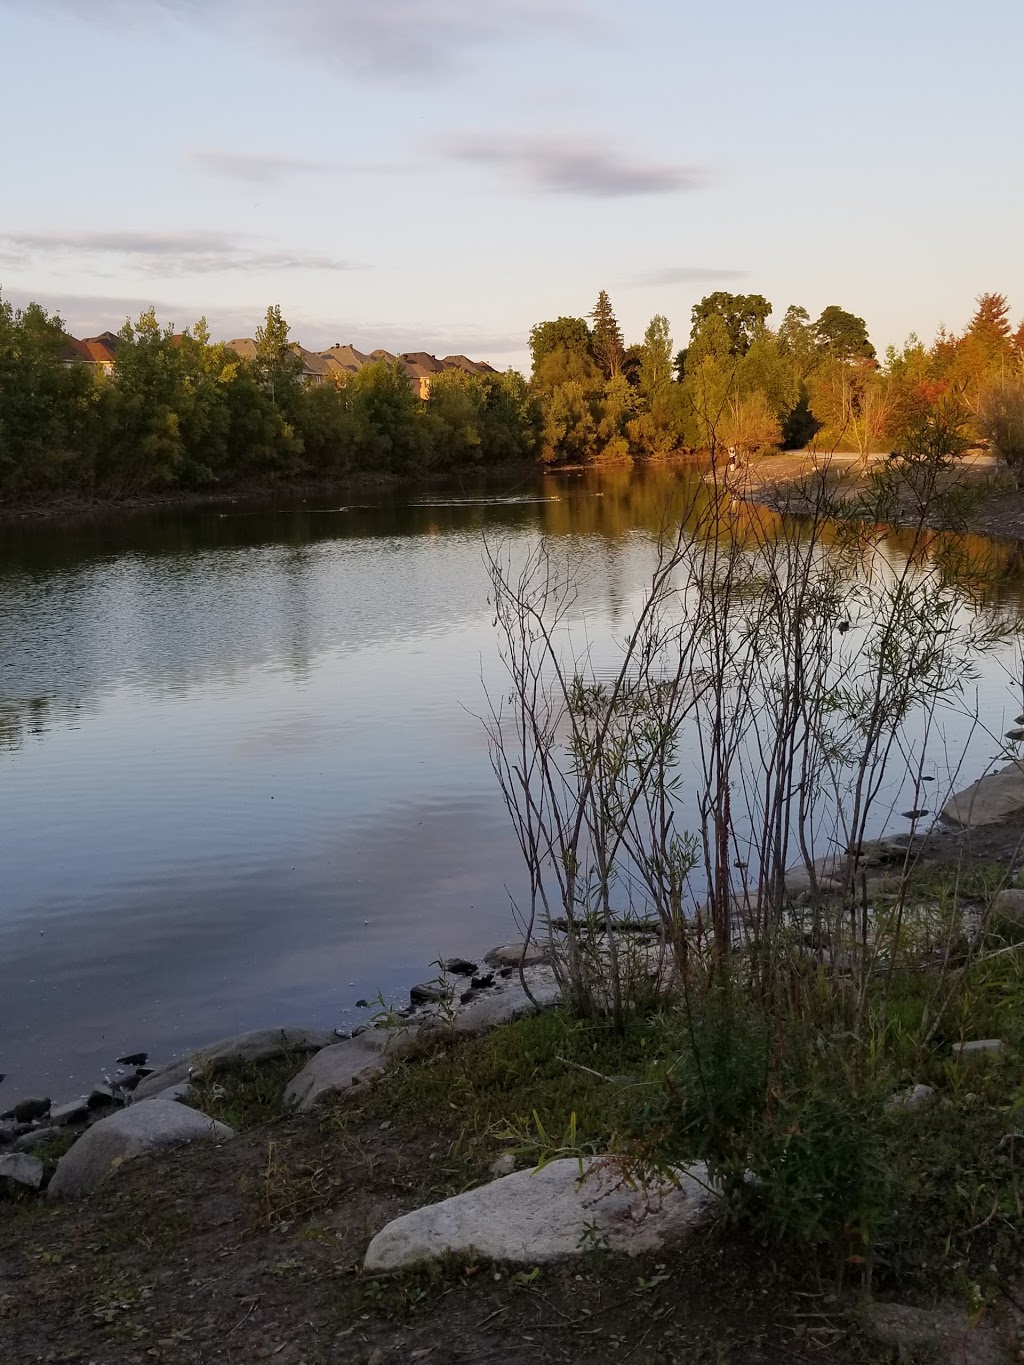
0, 940, 560, 1202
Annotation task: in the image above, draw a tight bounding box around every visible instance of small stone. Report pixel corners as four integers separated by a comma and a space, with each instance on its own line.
88, 1085, 117, 1110
459, 989, 474, 1005
0, 1152, 44, 1191
900, 808, 929, 820
444, 958, 477, 976
991, 888, 1024, 927
470, 973, 495, 991
889, 1083, 936, 1111
1006, 729, 1024, 742
490, 1153, 517, 1178
49, 1099, 90, 1127
354, 999, 370, 1009
116, 1074, 141, 1094
116, 1051, 148, 1067
0, 1125, 14, 1147
951, 1039, 1003, 1060
0, 1097, 51, 1124
13, 1126, 60, 1152
409, 983, 445, 1005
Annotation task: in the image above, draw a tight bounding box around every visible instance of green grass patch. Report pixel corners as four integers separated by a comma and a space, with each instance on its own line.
346, 1006, 686, 1173
183, 1054, 305, 1131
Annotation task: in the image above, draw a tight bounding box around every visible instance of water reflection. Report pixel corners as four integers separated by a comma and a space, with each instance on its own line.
1, 461, 1024, 1095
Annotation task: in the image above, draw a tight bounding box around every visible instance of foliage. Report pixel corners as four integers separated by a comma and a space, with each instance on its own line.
0, 292, 539, 499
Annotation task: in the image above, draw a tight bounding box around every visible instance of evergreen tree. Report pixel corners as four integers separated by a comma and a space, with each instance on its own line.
589, 291, 625, 379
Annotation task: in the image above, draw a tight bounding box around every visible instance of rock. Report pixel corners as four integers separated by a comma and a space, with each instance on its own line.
49, 1099, 90, 1127
489, 1154, 517, 1179
13, 1127, 60, 1152
409, 983, 445, 1006
415, 1019, 461, 1050
865, 1300, 1011, 1364
889, 1083, 936, 1111
117, 1074, 141, 1094
444, 958, 477, 976
991, 888, 1024, 927
364, 1157, 715, 1271
0, 1152, 44, 1191
454, 969, 561, 1034
470, 973, 494, 991
484, 942, 550, 969
942, 762, 1024, 828
47, 1099, 234, 1199
1006, 729, 1024, 742
133, 1027, 338, 1101
0, 1097, 50, 1124
116, 1051, 148, 1067
951, 1039, 1003, 1060
283, 1029, 416, 1112
0, 1125, 13, 1147
88, 1085, 117, 1110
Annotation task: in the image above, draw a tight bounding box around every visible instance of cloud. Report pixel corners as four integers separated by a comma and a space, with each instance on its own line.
629, 266, 750, 287
442, 134, 705, 198
11, 0, 589, 84
0, 229, 356, 275
190, 150, 414, 186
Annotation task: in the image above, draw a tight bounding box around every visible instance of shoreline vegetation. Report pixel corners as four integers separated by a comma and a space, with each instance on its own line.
3, 286, 1024, 522
4, 290, 1024, 1363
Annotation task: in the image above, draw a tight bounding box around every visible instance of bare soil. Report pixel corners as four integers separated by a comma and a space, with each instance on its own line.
0, 1087, 895, 1365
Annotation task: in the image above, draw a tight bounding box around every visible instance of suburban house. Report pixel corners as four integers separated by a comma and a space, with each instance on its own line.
59, 332, 119, 375
225, 338, 335, 386
57, 327, 499, 397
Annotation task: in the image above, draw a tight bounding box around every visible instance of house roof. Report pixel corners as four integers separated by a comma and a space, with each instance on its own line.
401, 351, 447, 375
369, 349, 397, 364
442, 354, 497, 375
318, 344, 371, 373
79, 332, 119, 364
227, 337, 259, 360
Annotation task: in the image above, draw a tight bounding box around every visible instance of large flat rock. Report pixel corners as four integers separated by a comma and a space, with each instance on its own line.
283, 1029, 416, 1112
942, 763, 1024, 828
47, 1099, 234, 1199
133, 1026, 338, 1100
454, 969, 561, 1034
364, 1157, 714, 1271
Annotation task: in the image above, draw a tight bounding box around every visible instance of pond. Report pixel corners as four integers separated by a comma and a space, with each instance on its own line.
1, 461, 1023, 1097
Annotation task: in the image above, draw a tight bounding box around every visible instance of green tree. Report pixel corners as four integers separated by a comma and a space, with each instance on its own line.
690, 292, 772, 357
529, 317, 598, 391
589, 290, 625, 379
254, 304, 302, 405
814, 306, 875, 361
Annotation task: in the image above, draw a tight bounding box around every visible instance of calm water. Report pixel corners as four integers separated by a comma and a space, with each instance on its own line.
2, 462, 1023, 1098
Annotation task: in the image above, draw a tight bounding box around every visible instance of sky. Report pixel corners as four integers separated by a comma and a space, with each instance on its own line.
0, 0, 1021, 372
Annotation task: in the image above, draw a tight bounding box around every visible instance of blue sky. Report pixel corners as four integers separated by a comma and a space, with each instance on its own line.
0, 0, 1021, 370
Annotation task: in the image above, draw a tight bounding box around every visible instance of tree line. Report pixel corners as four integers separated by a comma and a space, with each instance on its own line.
0, 300, 538, 500
2, 287, 1024, 501
529, 288, 1024, 469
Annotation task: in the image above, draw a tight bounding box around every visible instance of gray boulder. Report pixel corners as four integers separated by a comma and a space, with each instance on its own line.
133, 1026, 338, 1100
283, 1029, 416, 1112
364, 1157, 714, 1271
991, 888, 1024, 927
951, 1039, 1003, 1061
484, 942, 550, 969
454, 969, 561, 1034
13, 1127, 60, 1153
49, 1099, 90, 1127
0, 1152, 44, 1191
47, 1099, 234, 1199
942, 762, 1024, 827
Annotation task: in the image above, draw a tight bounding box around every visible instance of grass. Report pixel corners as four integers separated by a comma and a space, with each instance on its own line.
182, 1053, 301, 1131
